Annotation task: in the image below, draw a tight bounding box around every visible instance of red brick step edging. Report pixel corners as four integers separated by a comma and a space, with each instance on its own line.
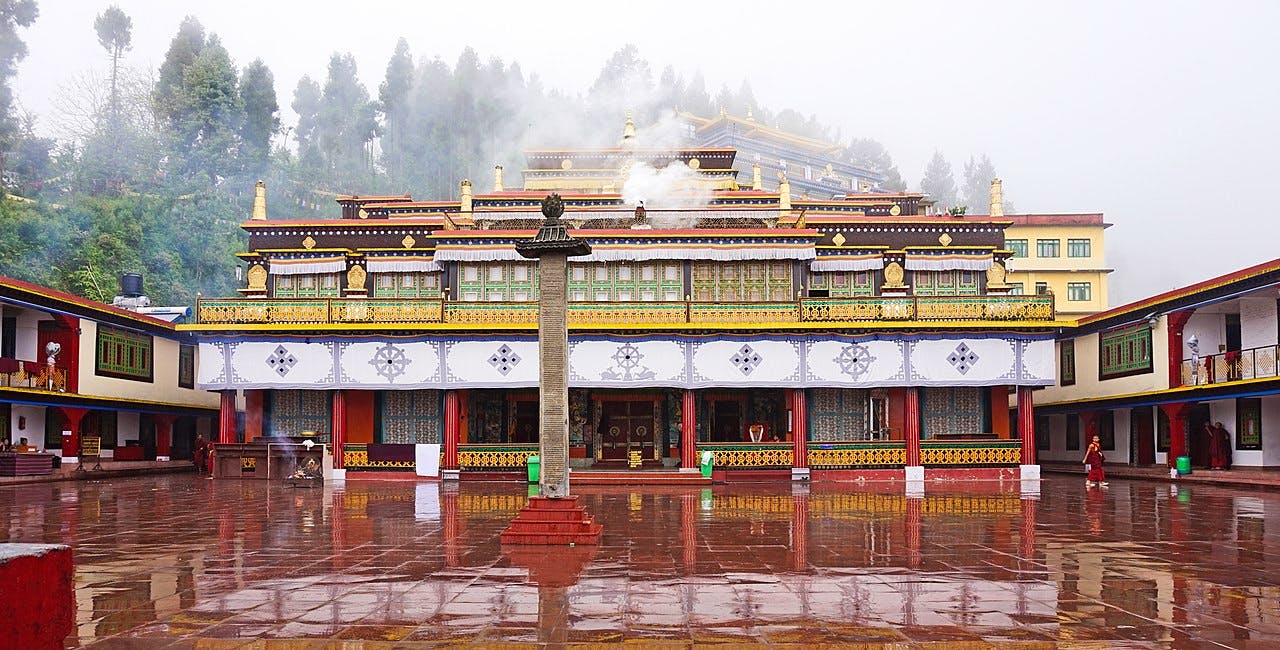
500, 495, 603, 545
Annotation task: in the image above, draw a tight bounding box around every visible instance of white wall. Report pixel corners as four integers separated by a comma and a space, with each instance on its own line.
13, 309, 46, 361
1185, 313, 1225, 356
1239, 297, 1278, 350
1114, 408, 1133, 464
9, 404, 45, 449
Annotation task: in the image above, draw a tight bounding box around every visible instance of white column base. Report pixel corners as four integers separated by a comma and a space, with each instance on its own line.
155, 455, 170, 462
330, 469, 346, 482
1170, 467, 1180, 480
904, 465, 924, 482
905, 465, 924, 497
792, 467, 811, 481
442, 469, 461, 481
61, 457, 78, 465
1019, 464, 1041, 481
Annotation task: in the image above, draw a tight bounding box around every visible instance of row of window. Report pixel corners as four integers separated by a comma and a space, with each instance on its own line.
93, 324, 195, 387
1057, 323, 1155, 384
1007, 281, 1093, 301
1007, 238, 1091, 258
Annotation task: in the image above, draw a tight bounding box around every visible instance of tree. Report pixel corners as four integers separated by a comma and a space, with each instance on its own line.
239, 59, 278, 178
378, 38, 413, 183
0, 0, 38, 182
93, 5, 132, 123
153, 16, 206, 129
961, 154, 998, 213
173, 36, 243, 183
920, 151, 957, 209
290, 75, 323, 172
846, 138, 907, 192
316, 52, 377, 187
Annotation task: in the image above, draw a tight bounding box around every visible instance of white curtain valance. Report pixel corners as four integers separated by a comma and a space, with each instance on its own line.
904, 253, 993, 272
269, 258, 346, 276
366, 258, 441, 273
810, 257, 885, 272
433, 244, 815, 263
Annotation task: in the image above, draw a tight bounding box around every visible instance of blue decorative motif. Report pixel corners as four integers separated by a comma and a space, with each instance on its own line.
369, 342, 411, 382
731, 344, 764, 375
947, 343, 980, 375
266, 345, 298, 377
834, 343, 876, 379
489, 344, 522, 376
601, 342, 656, 381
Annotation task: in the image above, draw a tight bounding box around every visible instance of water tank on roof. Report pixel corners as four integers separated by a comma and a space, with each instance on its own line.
120, 273, 143, 298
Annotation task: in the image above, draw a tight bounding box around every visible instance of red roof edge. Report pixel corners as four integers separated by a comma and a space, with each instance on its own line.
1078, 257, 1280, 326
0, 276, 177, 330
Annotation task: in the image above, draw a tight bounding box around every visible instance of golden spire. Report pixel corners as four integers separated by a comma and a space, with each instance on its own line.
493, 164, 504, 193
251, 180, 267, 220
778, 173, 792, 217
751, 163, 762, 191
989, 178, 1004, 216
460, 179, 473, 214
621, 111, 636, 145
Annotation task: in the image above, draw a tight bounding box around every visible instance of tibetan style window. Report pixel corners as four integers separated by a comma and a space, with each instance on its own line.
1006, 239, 1029, 258
1099, 322, 1153, 380
912, 270, 980, 296
691, 261, 790, 302
372, 272, 441, 298
569, 262, 681, 302
96, 324, 153, 382
1060, 339, 1076, 386
1068, 238, 1092, 257
1067, 282, 1092, 302
178, 344, 195, 389
806, 270, 875, 297
458, 262, 537, 302
1036, 239, 1060, 258
1035, 415, 1051, 451
273, 273, 339, 298
1008, 282, 1025, 295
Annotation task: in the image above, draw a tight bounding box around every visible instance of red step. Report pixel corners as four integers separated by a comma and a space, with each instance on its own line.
501, 496, 603, 546
571, 471, 711, 486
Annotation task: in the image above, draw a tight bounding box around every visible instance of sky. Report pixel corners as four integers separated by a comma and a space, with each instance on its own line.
14, 0, 1280, 305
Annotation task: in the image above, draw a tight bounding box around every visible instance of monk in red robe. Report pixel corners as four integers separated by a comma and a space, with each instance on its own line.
193, 434, 209, 474
1207, 422, 1231, 470
1082, 435, 1107, 488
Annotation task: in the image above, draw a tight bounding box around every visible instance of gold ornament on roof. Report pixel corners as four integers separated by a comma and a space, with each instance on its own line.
402, 234, 416, 249
358, 208, 368, 219
938, 233, 953, 247
560, 158, 573, 170
986, 261, 1007, 287
889, 204, 901, 216
687, 157, 700, 170
302, 236, 316, 249
831, 232, 847, 247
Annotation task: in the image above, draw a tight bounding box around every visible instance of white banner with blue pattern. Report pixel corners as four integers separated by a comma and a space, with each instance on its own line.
198, 335, 1054, 390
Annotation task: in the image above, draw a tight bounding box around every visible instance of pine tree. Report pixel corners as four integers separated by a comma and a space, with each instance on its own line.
378, 38, 413, 184
316, 52, 377, 187
961, 154, 998, 213
154, 16, 206, 129
846, 138, 907, 192
93, 6, 132, 124
174, 36, 243, 183
920, 151, 957, 209
239, 59, 278, 178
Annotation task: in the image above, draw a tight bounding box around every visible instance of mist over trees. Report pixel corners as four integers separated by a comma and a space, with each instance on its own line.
0, 5, 998, 304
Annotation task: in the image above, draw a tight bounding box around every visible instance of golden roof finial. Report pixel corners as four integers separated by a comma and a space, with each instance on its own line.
622, 111, 636, 144
251, 180, 267, 220
989, 178, 1004, 216
460, 179, 473, 214
778, 173, 792, 217
751, 163, 762, 191
746, 108, 755, 121
493, 164, 504, 193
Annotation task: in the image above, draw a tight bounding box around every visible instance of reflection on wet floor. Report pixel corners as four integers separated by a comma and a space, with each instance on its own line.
0, 475, 1277, 647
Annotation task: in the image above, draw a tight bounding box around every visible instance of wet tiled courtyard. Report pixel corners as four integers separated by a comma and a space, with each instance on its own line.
2, 475, 1278, 648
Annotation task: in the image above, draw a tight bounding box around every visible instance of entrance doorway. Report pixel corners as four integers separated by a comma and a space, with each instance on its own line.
708, 398, 745, 442
599, 400, 656, 462
1189, 403, 1211, 467
511, 399, 538, 443
1132, 406, 1155, 465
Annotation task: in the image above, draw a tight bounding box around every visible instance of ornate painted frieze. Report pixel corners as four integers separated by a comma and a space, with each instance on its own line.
198, 334, 1055, 391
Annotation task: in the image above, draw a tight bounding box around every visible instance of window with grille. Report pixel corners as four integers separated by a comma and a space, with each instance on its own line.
273, 273, 340, 298
96, 324, 153, 382
1007, 239, 1028, 257
691, 261, 791, 302
179, 344, 195, 389
806, 270, 875, 297
1060, 339, 1075, 386
458, 263, 537, 301
372, 272, 441, 298
1009, 282, 1024, 295
1067, 282, 1092, 301
1035, 281, 1049, 295
1099, 323, 1153, 379
1036, 239, 1060, 257
912, 270, 980, 296
1068, 239, 1092, 257
570, 262, 682, 302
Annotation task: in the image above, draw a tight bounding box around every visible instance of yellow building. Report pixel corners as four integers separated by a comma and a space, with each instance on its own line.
999, 213, 1111, 316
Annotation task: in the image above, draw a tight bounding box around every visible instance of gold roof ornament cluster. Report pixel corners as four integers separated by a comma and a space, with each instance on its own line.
989, 178, 1004, 217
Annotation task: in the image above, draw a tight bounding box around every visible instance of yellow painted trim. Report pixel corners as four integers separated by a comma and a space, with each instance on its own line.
179, 319, 1064, 333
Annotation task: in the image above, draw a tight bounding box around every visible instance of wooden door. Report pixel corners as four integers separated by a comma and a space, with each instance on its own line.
600, 400, 656, 462
628, 400, 656, 460
1189, 403, 1211, 466
1132, 407, 1155, 465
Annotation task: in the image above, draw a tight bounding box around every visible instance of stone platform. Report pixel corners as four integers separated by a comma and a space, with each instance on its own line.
499, 495, 602, 545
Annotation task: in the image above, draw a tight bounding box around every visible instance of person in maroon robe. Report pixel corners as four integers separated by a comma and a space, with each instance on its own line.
1082, 434, 1107, 488
1207, 421, 1231, 470
193, 434, 209, 474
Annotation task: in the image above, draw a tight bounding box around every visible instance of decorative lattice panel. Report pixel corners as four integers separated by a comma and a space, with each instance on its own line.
810, 388, 870, 442
269, 390, 331, 436
808, 444, 905, 468
920, 443, 1020, 466
380, 390, 441, 444
922, 387, 983, 439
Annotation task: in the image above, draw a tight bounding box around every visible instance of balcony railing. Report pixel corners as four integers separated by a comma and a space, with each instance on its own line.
0, 360, 68, 392
1181, 344, 1280, 386
195, 294, 1055, 326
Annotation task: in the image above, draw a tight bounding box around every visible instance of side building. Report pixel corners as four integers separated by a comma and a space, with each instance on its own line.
1, 277, 220, 465
1035, 258, 1280, 468
187, 126, 1064, 484
1001, 213, 1112, 316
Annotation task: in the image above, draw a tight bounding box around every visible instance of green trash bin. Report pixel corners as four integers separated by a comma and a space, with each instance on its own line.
700, 451, 714, 478
526, 455, 540, 483
1176, 456, 1192, 475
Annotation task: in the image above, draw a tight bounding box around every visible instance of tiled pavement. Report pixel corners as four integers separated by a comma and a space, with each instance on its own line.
0, 475, 1277, 648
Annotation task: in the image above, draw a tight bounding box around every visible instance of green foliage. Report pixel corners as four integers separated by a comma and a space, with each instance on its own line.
921, 151, 957, 207
0, 0, 37, 181
239, 58, 278, 178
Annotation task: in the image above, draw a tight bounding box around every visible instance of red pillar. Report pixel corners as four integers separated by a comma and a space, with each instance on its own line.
57, 407, 89, 460
790, 490, 809, 572
791, 388, 808, 469
244, 390, 264, 441
217, 390, 237, 444
905, 388, 921, 467
154, 414, 176, 460
1166, 310, 1196, 388
442, 488, 460, 567
1161, 402, 1191, 467
1017, 387, 1036, 465
680, 389, 697, 470
331, 390, 347, 470
443, 390, 460, 471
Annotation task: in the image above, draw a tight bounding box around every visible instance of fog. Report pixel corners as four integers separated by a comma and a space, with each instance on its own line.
15, 0, 1280, 305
